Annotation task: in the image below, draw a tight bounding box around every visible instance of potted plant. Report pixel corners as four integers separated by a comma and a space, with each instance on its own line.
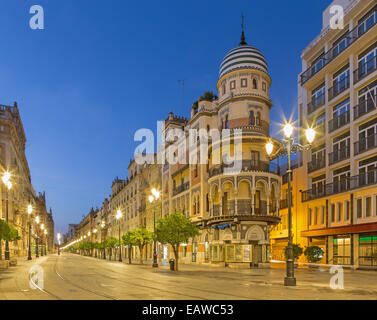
304, 246, 324, 267
284, 244, 303, 268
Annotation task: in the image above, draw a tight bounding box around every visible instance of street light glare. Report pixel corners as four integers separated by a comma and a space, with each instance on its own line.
2, 171, 10, 184
116, 209, 122, 220
27, 204, 32, 215
36, 216, 40, 224
305, 127, 316, 144
152, 188, 160, 200
265, 141, 274, 156
149, 195, 154, 203
283, 123, 294, 138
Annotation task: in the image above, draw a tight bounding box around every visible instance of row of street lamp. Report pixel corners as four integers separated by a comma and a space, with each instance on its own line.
2, 171, 50, 261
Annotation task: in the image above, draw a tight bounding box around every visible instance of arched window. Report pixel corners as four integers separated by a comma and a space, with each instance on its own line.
253, 79, 258, 89
256, 112, 261, 126
224, 115, 229, 129
249, 111, 255, 125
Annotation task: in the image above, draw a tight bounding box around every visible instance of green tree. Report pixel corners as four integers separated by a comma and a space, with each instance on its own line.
155, 211, 199, 271
284, 244, 303, 261
105, 237, 118, 260
304, 246, 324, 263
130, 227, 153, 265
0, 220, 20, 260
122, 231, 134, 264
199, 91, 218, 101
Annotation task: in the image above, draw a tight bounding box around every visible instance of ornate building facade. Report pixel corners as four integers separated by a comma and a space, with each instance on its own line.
160, 31, 282, 268
0, 102, 54, 258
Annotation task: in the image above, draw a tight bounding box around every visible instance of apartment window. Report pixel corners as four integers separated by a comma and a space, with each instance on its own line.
333, 166, 350, 193
224, 115, 229, 129
358, 45, 377, 77
311, 84, 325, 106
251, 151, 260, 167
311, 53, 325, 74
222, 84, 226, 95
314, 113, 326, 127
241, 78, 247, 88
345, 200, 350, 221
337, 202, 343, 222
314, 207, 318, 225
262, 82, 266, 92
331, 204, 335, 222
331, 31, 350, 58
330, 65, 350, 98
230, 80, 236, 90
249, 110, 255, 125
333, 99, 350, 120
252, 79, 258, 89
357, 198, 363, 218
312, 174, 326, 197
308, 208, 312, 226
358, 7, 377, 36
358, 155, 377, 186
366, 197, 372, 217
321, 206, 325, 224
310, 144, 325, 167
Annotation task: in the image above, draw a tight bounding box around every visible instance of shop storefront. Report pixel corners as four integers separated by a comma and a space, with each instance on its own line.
333, 235, 351, 265
359, 233, 377, 267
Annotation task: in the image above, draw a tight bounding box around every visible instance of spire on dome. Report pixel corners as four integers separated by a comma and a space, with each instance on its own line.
240, 12, 247, 45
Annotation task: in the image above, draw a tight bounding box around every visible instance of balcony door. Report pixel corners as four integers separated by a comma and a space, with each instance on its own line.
332, 135, 350, 162
251, 151, 260, 168
358, 121, 377, 153
359, 157, 377, 186
333, 167, 350, 193
254, 191, 261, 215
222, 192, 229, 215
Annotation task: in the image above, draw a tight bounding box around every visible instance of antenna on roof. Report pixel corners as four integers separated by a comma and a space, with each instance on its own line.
240, 12, 247, 45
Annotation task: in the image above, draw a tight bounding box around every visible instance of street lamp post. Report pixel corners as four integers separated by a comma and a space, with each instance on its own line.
149, 188, 160, 268
57, 233, 61, 255
88, 231, 92, 256
266, 123, 315, 287
27, 204, 33, 260
2, 172, 12, 261
116, 210, 122, 262
35, 216, 40, 258
40, 224, 45, 256
93, 229, 97, 258
101, 221, 106, 259
44, 229, 47, 255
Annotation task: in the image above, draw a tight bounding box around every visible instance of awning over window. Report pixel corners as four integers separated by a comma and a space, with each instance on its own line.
211, 223, 233, 230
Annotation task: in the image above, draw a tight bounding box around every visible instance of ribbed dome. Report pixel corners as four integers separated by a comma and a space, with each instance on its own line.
219, 44, 268, 78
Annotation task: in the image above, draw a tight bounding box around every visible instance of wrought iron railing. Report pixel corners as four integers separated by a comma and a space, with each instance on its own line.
329, 145, 350, 165
328, 110, 350, 133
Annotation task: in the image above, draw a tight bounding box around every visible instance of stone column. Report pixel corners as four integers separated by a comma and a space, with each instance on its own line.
234, 190, 238, 215
251, 189, 256, 215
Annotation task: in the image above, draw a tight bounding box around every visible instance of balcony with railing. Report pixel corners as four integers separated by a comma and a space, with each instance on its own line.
354, 95, 377, 120
208, 160, 279, 178
328, 77, 350, 101
300, 13, 377, 85
354, 133, 377, 156
210, 200, 280, 222
307, 93, 326, 115
328, 110, 350, 133
173, 181, 190, 196
354, 56, 377, 84
302, 169, 377, 202
328, 146, 350, 165
308, 157, 326, 173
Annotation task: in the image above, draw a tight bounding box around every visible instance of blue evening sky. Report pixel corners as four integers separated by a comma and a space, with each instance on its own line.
0, 0, 332, 234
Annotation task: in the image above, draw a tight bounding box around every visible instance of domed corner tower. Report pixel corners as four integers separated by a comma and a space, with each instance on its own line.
206, 30, 283, 269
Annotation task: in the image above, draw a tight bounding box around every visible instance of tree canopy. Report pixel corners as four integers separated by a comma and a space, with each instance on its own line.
155, 212, 199, 247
